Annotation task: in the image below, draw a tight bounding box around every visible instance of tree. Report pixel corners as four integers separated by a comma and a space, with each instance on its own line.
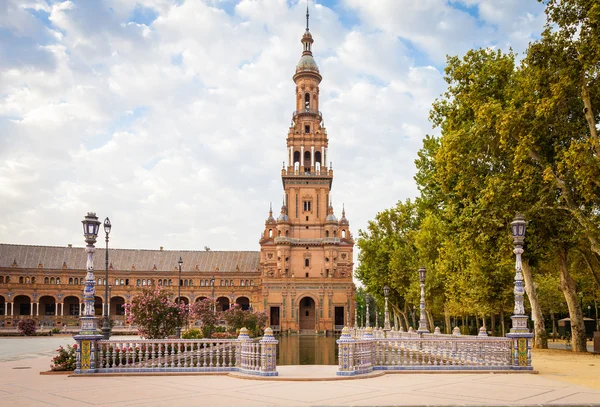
17, 318, 37, 336
124, 286, 187, 339
189, 298, 220, 338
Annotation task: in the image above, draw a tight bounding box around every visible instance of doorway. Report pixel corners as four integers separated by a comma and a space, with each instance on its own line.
299, 297, 315, 330
334, 306, 345, 328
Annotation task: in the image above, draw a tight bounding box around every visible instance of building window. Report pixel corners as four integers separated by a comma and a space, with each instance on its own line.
303, 201, 311, 212
305, 259, 310, 267
305, 124, 310, 134
305, 272, 309, 278
241, 280, 245, 286
69, 278, 73, 285
305, 93, 310, 109
56, 277, 60, 284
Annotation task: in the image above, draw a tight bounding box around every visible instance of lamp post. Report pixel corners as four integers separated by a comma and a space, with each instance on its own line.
365, 294, 370, 328
375, 303, 379, 328
101, 217, 111, 340
383, 285, 391, 331
354, 301, 358, 328
211, 275, 215, 312
176, 256, 183, 338
509, 214, 529, 334
417, 266, 429, 333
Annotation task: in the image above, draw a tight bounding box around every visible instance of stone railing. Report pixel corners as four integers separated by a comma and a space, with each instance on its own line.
75, 327, 278, 376
338, 327, 529, 376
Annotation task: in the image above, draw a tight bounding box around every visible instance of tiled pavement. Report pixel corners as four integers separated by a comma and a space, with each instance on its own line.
1, 356, 600, 407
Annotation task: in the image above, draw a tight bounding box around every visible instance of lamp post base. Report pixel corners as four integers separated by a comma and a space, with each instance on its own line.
101, 320, 111, 340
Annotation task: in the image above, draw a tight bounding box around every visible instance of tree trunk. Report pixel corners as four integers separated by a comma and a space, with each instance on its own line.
491, 313, 495, 336
444, 308, 451, 334
557, 248, 587, 352
551, 312, 556, 342
521, 259, 548, 348
475, 315, 479, 332
427, 310, 434, 332
500, 310, 505, 336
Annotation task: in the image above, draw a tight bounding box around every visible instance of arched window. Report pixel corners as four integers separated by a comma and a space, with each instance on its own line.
45, 277, 49, 284
120, 279, 124, 286
342, 229, 346, 238
220, 280, 224, 286
25, 277, 30, 284
74, 278, 78, 285
286, 230, 289, 237
32, 277, 36, 284
115, 279, 120, 286
97, 278, 102, 285
142, 280, 146, 286
189, 280, 193, 286
245, 280, 249, 286
305, 93, 310, 109
137, 279, 141, 286
125, 279, 129, 286
230, 280, 233, 286
304, 151, 311, 170
169, 279, 172, 286
293, 151, 300, 164
200, 280, 205, 287
241, 280, 245, 286
184, 280, 188, 287
333, 230, 337, 237
278, 230, 281, 237
158, 279, 162, 286
325, 230, 329, 237
56, 277, 60, 284
0, 276, 4, 284
305, 259, 310, 267
19, 276, 24, 284
69, 278, 73, 285
268, 229, 273, 238
225, 280, 229, 287
5, 276, 10, 283
315, 151, 322, 164
50, 277, 55, 284
250, 280, 254, 286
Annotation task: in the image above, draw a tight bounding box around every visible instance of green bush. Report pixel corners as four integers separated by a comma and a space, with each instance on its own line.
51, 344, 77, 371
51, 327, 61, 334
182, 328, 203, 339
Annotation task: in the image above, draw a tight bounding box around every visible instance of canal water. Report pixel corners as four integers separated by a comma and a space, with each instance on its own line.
275, 335, 339, 365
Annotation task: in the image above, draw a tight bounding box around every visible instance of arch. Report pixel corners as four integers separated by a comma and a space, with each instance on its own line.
110, 296, 126, 316
25, 277, 30, 284
216, 296, 230, 312
175, 296, 189, 305
98, 278, 102, 285
44, 277, 49, 284
69, 277, 73, 284
64, 296, 80, 316
333, 230, 337, 237
0, 276, 3, 284
278, 230, 281, 237
189, 279, 193, 286
230, 279, 233, 286
39, 295, 56, 316
240, 280, 245, 286
305, 258, 310, 267
250, 280, 254, 286
169, 279, 173, 286
14, 295, 31, 316
50, 277, 55, 284
342, 229, 346, 238
5, 276, 9, 283
200, 280, 205, 287
0, 295, 5, 316
285, 230, 289, 237
293, 151, 300, 164
268, 229, 273, 238
74, 278, 79, 285
305, 92, 310, 109
195, 296, 208, 303
184, 280, 188, 287
298, 296, 316, 330
325, 230, 329, 237
304, 151, 311, 171
315, 151, 322, 164
31, 276, 36, 284
142, 280, 146, 286
137, 279, 141, 286
56, 277, 60, 284
235, 296, 250, 311
125, 279, 130, 286
19, 276, 24, 284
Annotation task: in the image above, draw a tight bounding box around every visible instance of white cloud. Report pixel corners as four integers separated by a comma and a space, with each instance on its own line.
0, 0, 545, 257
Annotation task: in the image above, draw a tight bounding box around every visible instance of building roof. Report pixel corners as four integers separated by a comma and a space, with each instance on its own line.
296, 54, 319, 72
0, 244, 260, 273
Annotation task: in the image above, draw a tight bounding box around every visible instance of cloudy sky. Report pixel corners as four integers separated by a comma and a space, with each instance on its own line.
0, 0, 546, 254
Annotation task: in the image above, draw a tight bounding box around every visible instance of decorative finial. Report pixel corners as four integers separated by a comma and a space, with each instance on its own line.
306, 0, 309, 31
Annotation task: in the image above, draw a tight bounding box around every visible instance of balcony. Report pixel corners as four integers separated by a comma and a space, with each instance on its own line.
273, 237, 340, 246
292, 108, 322, 120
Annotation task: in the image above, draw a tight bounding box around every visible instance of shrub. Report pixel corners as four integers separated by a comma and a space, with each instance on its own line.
222, 305, 268, 337
189, 299, 220, 338
124, 286, 187, 339
211, 332, 237, 339
51, 327, 61, 334
182, 328, 203, 339
51, 344, 77, 371
17, 318, 37, 336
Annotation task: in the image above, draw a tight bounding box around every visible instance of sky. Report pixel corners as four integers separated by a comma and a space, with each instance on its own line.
0, 0, 547, 254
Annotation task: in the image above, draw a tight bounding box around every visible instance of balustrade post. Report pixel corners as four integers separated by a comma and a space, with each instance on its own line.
259, 327, 278, 376
336, 326, 356, 376
236, 327, 251, 369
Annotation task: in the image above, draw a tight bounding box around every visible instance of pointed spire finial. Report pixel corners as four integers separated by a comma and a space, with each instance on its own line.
306, 0, 310, 32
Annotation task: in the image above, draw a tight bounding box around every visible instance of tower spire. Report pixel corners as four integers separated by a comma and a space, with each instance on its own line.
306, 0, 309, 32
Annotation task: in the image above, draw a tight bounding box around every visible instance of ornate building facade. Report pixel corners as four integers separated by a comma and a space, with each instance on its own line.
0, 14, 355, 334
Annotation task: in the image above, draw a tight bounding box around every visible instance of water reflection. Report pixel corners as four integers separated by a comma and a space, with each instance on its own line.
276, 335, 339, 365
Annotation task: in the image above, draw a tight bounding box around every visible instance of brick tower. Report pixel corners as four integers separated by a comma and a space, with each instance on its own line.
258, 8, 356, 334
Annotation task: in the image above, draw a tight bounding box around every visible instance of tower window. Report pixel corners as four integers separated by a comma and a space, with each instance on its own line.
306, 216, 309, 221
305, 258, 310, 267
303, 201, 311, 211
325, 230, 329, 237
305, 125, 310, 134
305, 273, 309, 278
305, 93, 310, 109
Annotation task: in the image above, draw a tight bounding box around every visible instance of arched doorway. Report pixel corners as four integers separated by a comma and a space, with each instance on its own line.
110, 296, 125, 316
39, 296, 56, 316
94, 296, 102, 316
235, 296, 250, 311
195, 296, 208, 303
0, 296, 5, 320
216, 296, 230, 312
14, 295, 31, 316
299, 297, 315, 330
174, 297, 189, 306
64, 296, 79, 316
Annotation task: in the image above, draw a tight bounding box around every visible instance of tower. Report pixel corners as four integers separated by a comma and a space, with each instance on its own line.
258, 8, 355, 334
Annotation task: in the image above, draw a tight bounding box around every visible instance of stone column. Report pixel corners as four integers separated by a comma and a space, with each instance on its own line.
10, 302, 14, 316
311, 146, 314, 168
61, 303, 65, 317
321, 146, 325, 167
36, 302, 40, 316
300, 146, 304, 167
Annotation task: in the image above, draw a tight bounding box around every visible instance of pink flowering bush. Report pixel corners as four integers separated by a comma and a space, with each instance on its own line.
17, 318, 37, 336
222, 304, 268, 337
124, 286, 187, 339
51, 344, 77, 371
189, 298, 220, 338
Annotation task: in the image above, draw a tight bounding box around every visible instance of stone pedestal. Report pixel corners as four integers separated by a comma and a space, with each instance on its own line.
506, 332, 534, 370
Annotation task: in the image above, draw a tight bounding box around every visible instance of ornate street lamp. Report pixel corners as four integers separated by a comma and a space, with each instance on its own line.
383, 285, 391, 331
176, 256, 183, 338
417, 266, 429, 333
507, 213, 534, 369
509, 214, 529, 334
365, 294, 370, 328
375, 302, 379, 328
354, 301, 358, 328
101, 217, 111, 340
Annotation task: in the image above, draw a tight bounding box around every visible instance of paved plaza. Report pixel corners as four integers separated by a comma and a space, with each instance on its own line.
1, 336, 600, 407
